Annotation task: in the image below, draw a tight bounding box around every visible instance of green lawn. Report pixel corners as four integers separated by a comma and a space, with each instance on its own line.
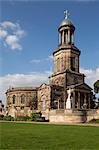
0, 122, 99, 150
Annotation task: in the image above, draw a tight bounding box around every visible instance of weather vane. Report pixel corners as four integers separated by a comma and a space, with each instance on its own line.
64, 10, 70, 19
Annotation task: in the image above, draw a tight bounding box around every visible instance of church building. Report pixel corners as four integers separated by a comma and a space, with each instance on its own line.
6, 11, 96, 123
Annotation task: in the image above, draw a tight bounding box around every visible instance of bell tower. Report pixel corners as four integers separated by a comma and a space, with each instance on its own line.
58, 10, 75, 46
50, 10, 84, 86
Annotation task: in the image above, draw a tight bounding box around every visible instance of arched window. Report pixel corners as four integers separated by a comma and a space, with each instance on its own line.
20, 94, 25, 104
7, 96, 10, 105
57, 58, 60, 72
12, 95, 16, 104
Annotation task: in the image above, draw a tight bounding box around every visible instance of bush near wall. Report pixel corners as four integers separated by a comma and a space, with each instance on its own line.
14, 116, 31, 121
31, 113, 41, 121
0, 112, 48, 122
2, 115, 14, 121
89, 119, 99, 123
0, 114, 4, 120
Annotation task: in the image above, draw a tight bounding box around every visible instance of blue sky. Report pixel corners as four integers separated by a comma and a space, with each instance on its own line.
0, 0, 99, 104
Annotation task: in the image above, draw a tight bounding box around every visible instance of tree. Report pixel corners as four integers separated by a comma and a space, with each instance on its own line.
93, 80, 99, 108
94, 80, 99, 93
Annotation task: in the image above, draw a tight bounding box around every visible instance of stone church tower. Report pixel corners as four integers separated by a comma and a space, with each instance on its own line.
50, 10, 84, 87
49, 10, 92, 111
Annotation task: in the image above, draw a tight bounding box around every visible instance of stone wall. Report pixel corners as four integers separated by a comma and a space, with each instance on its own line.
48, 109, 99, 123
66, 71, 84, 86
49, 109, 87, 123
6, 87, 37, 117
38, 84, 51, 114
87, 109, 99, 121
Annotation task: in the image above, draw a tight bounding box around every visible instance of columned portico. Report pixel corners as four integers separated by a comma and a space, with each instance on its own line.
66, 83, 92, 110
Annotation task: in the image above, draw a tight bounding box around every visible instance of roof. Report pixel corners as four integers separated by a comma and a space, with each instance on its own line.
60, 19, 74, 27
67, 83, 92, 91
59, 18, 75, 30
6, 86, 38, 93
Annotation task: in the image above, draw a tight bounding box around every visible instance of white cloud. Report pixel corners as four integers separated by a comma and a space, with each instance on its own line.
0, 28, 8, 38
30, 55, 53, 64
1, 21, 17, 30
5, 35, 22, 50
15, 29, 25, 38
46, 55, 53, 61
80, 67, 99, 87
30, 59, 41, 64
0, 21, 25, 50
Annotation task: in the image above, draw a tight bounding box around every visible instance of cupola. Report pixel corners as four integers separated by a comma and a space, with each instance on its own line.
58, 10, 75, 46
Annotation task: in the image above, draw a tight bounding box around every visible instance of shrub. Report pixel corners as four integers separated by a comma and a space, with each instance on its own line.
0, 114, 4, 120
31, 113, 41, 121
15, 116, 31, 121
3, 115, 14, 121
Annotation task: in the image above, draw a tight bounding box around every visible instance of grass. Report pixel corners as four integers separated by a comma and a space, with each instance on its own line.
0, 122, 99, 150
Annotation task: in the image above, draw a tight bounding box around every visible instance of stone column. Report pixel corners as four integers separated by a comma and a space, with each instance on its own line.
88, 94, 91, 109
58, 99, 60, 110
78, 91, 80, 109
17, 93, 19, 106
9, 96, 11, 106
72, 91, 75, 110
62, 31, 64, 44
54, 58, 57, 73
72, 33, 74, 45
66, 31, 68, 44
68, 30, 70, 44
84, 93, 87, 109
84, 94, 87, 104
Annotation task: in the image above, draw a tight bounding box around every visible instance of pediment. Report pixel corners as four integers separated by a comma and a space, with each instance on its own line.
39, 83, 49, 89
75, 83, 92, 91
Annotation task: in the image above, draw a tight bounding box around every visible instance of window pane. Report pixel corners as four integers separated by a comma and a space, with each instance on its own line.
12, 95, 16, 104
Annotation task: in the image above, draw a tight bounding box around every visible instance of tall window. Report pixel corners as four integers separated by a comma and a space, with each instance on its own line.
12, 95, 16, 104
71, 57, 75, 71
20, 94, 25, 104
57, 58, 60, 72
7, 96, 10, 105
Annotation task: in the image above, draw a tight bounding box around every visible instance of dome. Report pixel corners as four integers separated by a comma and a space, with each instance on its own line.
59, 19, 74, 28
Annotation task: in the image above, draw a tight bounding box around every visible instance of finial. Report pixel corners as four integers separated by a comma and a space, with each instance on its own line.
64, 10, 70, 19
